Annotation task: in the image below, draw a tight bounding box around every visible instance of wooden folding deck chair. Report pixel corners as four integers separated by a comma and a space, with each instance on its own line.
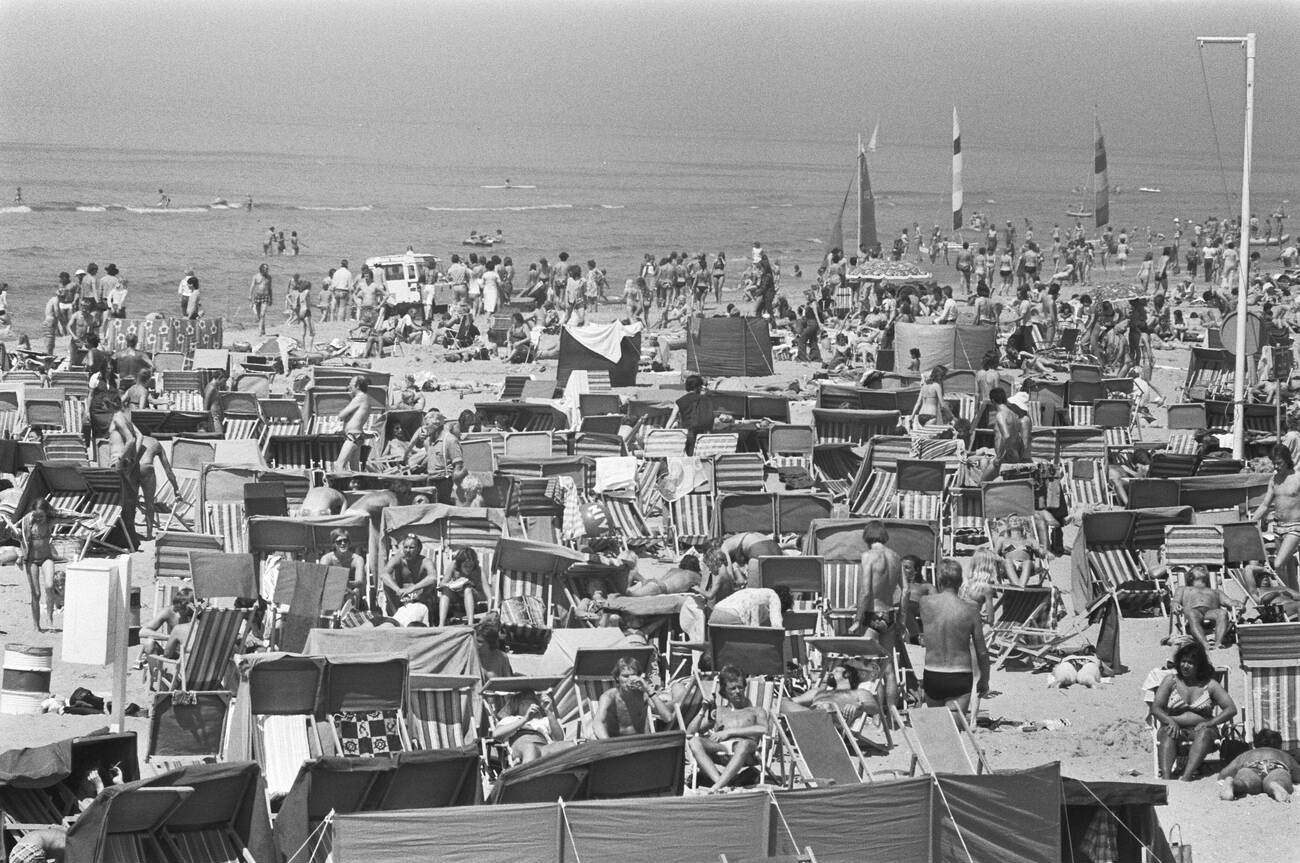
986, 586, 1055, 669
893, 705, 990, 775
666, 491, 713, 549
146, 607, 249, 692
643, 428, 688, 458
693, 433, 739, 458
1237, 622, 1300, 751
766, 424, 816, 471
407, 674, 478, 750
1065, 457, 1109, 508
84, 787, 194, 863
571, 646, 657, 737
777, 707, 869, 788
712, 453, 767, 494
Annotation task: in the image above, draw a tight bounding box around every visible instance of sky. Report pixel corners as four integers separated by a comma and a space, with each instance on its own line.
2, 0, 1299, 163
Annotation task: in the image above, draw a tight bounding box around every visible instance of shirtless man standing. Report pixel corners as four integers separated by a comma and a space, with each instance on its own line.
686, 664, 770, 790
974, 351, 1001, 428
851, 520, 907, 709
381, 534, 438, 615
203, 368, 228, 436
982, 387, 1026, 482
334, 375, 371, 471
1252, 445, 1300, 588
108, 402, 141, 547
137, 435, 179, 541
919, 559, 990, 715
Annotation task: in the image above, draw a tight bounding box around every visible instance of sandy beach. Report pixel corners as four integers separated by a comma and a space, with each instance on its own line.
0, 271, 1294, 861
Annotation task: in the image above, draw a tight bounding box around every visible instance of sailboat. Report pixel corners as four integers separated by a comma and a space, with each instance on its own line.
1065, 112, 1109, 225
867, 119, 879, 153
826, 135, 878, 255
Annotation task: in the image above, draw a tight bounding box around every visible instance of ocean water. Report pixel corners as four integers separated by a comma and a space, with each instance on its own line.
2, 128, 1298, 334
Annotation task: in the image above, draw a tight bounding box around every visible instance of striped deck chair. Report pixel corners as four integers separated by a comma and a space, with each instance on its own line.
895, 705, 991, 776
1149, 450, 1199, 479
262, 417, 303, 439
986, 586, 1055, 669
1065, 459, 1108, 509
766, 425, 815, 471
712, 453, 766, 494
2, 369, 42, 383
0, 786, 65, 842
598, 494, 657, 544
63, 398, 87, 433
667, 492, 713, 549
1237, 623, 1300, 751
77, 490, 128, 553
307, 414, 344, 434
947, 488, 984, 556
1067, 404, 1095, 426
1164, 525, 1225, 579
585, 370, 612, 392
852, 473, 894, 519
146, 607, 249, 692
693, 433, 739, 458
161, 824, 243, 863
499, 375, 530, 401
821, 561, 864, 635
41, 432, 88, 462
222, 416, 262, 441
897, 491, 942, 521
644, 428, 688, 458
494, 566, 556, 626
572, 432, 626, 459
157, 473, 200, 532
408, 675, 478, 750
1086, 545, 1165, 615
634, 459, 663, 514
257, 714, 323, 799
168, 391, 205, 412
203, 502, 248, 554
812, 409, 900, 446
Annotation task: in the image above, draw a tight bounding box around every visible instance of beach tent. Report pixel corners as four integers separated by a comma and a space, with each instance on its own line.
685, 316, 774, 377
1125, 473, 1270, 512
556, 322, 641, 388
1060, 777, 1171, 863
892, 322, 997, 371
302, 626, 482, 678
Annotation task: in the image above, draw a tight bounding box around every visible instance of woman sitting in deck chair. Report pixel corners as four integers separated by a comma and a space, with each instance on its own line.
492, 688, 568, 764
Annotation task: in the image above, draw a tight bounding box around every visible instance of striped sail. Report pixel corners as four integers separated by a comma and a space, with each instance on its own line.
1093, 115, 1109, 227
951, 107, 963, 231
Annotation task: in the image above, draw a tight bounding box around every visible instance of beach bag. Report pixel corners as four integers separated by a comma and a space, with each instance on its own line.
1167, 824, 1193, 863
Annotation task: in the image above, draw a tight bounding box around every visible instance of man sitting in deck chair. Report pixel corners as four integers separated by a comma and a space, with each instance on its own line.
1168, 566, 1239, 650
686, 665, 770, 792
591, 657, 673, 739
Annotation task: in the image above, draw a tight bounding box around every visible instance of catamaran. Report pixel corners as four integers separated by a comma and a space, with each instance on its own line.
1066, 113, 1109, 225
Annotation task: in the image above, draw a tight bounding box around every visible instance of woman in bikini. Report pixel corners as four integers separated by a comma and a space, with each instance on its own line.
20, 499, 62, 631
1217, 728, 1300, 803
996, 516, 1046, 585
1150, 641, 1237, 780
436, 546, 485, 627
910, 365, 949, 427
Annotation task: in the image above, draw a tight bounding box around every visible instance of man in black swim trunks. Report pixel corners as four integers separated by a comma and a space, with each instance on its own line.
919, 559, 989, 715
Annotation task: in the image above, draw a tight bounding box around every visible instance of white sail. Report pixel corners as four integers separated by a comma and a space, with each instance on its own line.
867, 119, 879, 153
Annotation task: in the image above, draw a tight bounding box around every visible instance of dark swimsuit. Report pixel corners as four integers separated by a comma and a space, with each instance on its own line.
922, 670, 973, 702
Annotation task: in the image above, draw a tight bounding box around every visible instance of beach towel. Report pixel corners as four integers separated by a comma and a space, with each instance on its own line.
594, 456, 638, 493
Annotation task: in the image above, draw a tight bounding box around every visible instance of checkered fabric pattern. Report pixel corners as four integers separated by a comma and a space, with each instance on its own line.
332, 709, 404, 757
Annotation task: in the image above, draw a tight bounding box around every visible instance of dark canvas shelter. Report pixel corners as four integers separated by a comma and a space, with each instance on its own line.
489, 732, 685, 804
274, 750, 480, 863
892, 322, 997, 371
331, 762, 1076, 863
556, 323, 641, 388
686, 316, 775, 377
0, 731, 139, 792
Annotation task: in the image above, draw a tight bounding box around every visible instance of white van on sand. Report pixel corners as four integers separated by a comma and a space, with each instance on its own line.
365, 252, 440, 304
